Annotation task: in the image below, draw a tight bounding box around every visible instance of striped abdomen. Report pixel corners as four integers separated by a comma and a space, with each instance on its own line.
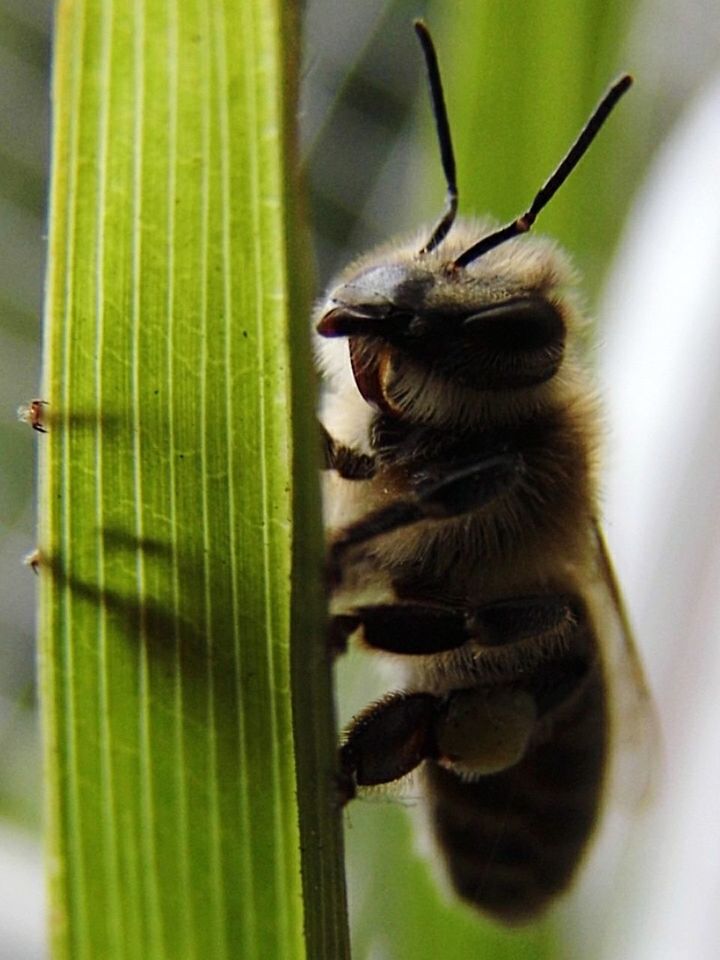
425, 664, 606, 923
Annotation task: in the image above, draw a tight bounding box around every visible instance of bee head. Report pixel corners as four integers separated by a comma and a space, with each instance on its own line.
314, 21, 629, 420
316, 244, 567, 393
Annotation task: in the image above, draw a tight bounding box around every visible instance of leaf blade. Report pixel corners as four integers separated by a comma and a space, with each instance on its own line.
39, 2, 348, 957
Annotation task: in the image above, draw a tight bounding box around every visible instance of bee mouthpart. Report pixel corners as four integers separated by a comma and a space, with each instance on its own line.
316, 306, 377, 338
316, 306, 410, 339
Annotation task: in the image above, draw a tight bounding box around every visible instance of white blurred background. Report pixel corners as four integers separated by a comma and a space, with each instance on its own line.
590, 67, 720, 960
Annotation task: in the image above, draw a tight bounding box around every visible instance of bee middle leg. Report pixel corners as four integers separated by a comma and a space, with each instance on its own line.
330, 603, 468, 657
330, 592, 584, 657
328, 450, 523, 579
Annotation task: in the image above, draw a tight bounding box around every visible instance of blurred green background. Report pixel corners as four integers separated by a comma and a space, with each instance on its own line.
0, 0, 48, 830
2, 0, 720, 957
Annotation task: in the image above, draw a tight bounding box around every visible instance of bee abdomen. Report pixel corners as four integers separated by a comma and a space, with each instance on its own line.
425, 667, 606, 923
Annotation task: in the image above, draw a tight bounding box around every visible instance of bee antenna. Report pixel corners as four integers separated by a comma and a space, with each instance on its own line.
414, 20, 459, 256
453, 73, 633, 269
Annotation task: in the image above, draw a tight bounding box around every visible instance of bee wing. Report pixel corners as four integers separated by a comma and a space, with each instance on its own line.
590, 519, 661, 808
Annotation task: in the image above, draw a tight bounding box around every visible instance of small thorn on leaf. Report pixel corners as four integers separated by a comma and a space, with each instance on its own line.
18, 399, 49, 433
23, 549, 42, 574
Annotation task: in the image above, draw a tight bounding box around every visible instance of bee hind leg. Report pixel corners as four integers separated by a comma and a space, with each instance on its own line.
340, 691, 440, 803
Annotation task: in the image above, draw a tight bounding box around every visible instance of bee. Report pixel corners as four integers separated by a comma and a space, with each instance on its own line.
315, 21, 651, 923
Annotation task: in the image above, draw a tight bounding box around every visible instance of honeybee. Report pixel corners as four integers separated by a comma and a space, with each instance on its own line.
315, 21, 651, 923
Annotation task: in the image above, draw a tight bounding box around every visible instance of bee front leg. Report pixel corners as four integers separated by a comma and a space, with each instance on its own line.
340, 691, 440, 803
321, 422, 376, 479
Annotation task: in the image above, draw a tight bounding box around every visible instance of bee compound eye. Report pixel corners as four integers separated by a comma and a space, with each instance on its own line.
436, 687, 537, 776
460, 298, 565, 354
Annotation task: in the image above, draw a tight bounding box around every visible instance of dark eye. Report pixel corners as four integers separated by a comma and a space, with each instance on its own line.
398, 297, 566, 391
460, 298, 565, 354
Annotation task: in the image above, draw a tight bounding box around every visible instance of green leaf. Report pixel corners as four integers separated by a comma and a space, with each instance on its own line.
39, 2, 349, 958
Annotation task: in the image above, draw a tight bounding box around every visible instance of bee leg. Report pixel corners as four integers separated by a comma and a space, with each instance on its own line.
338, 603, 468, 656
328, 451, 522, 578
339, 691, 440, 803
321, 422, 376, 479
466, 593, 596, 716
327, 613, 361, 657
340, 594, 583, 657
466, 593, 584, 647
